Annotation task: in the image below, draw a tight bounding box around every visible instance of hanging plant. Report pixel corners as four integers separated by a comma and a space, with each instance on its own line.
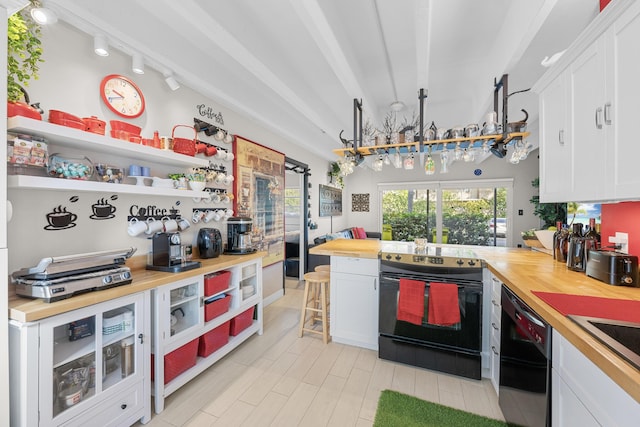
7, 2, 44, 102
328, 162, 344, 188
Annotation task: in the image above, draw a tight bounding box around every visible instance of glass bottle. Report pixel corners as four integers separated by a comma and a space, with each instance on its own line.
566, 223, 584, 269
583, 218, 600, 251
553, 222, 568, 262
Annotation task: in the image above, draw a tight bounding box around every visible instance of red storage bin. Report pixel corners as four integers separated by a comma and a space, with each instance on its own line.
204, 294, 232, 322
230, 306, 255, 336
198, 320, 230, 357
152, 338, 199, 384
204, 270, 232, 296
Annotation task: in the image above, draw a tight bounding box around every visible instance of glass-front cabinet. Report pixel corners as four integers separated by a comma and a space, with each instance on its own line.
9, 292, 150, 427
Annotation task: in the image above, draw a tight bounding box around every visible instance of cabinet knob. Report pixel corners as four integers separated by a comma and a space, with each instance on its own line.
491, 345, 499, 355
121, 404, 127, 410
138, 333, 144, 344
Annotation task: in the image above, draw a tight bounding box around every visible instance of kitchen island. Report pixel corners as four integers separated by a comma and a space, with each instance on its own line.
310, 239, 640, 407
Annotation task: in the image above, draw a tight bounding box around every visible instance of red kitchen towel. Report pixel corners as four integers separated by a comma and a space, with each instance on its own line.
532, 291, 640, 323
428, 282, 461, 326
397, 278, 426, 325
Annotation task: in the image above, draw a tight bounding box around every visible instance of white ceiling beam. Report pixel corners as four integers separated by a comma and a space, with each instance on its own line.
472, 0, 558, 120
46, 0, 338, 159
290, 0, 378, 127
162, 0, 342, 141
415, 0, 432, 120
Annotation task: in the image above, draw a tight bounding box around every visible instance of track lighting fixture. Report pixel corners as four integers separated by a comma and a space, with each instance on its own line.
93, 34, 109, 57
165, 75, 180, 91
132, 54, 145, 74
30, 7, 58, 25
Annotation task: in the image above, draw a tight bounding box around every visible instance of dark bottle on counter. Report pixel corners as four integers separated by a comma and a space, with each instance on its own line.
584, 218, 600, 249
566, 223, 584, 270
553, 222, 569, 263
552, 221, 563, 261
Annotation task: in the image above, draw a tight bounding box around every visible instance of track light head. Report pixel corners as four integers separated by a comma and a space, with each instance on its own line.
94, 34, 109, 57
165, 75, 180, 91
132, 54, 145, 74
30, 7, 58, 25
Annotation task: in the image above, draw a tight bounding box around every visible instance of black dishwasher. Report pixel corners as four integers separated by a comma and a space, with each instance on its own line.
499, 285, 551, 427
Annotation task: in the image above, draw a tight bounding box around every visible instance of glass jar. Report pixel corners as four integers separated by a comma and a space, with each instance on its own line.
48, 154, 93, 180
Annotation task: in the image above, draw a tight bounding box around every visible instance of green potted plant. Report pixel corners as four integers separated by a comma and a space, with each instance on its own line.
524, 178, 567, 249
328, 161, 344, 188
529, 178, 567, 228
7, 2, 44, 118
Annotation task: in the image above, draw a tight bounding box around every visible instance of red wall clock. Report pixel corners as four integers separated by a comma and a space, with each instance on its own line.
100, 74, 145, 118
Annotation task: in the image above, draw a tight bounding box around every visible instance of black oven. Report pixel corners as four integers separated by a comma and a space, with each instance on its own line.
378, 250, 484, 379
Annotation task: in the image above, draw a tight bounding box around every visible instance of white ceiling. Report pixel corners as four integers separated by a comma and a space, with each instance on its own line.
44, 0, 599, 160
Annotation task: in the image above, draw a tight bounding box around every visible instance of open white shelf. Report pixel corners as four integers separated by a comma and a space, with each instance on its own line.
8, 116, 210, 168
7, 175, 211, 198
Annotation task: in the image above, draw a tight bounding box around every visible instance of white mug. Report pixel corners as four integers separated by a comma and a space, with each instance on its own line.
177, 218, 191, 231
215, 172, 226, 184
223, 175, 234, 186
221, 193, 230, 204
145, 217, 164, 235
223, 132, 234, 144
203, 210, 216, 223
225, 151, 235, 161
163, 217, 178, 233
211, 190, 222, 203
192, 210, 203, 224
127, 218, 147, 236
213, 210, 224, 222
225, 208, 234, 219
214, 129, 225, 141
215, 149, 226, 160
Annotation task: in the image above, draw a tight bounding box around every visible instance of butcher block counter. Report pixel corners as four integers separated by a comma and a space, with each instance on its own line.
310, 239, 640, 403
8, 251, 266, 323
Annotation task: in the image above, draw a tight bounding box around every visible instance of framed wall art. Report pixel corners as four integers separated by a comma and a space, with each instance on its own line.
235, 136, 285, 267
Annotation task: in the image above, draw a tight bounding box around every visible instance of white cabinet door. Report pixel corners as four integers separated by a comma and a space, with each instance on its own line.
331, 271, 378, 350
608, 1, 640, 199
552, 329, 640, 427
539, 73, 572, 203
34, 293, 147, 427
552, 368, 600, 427
568, 36, 607, 202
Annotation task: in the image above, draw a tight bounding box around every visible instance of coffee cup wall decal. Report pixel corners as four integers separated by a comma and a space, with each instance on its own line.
45, 205, 78, 230
90, 197, 117, 220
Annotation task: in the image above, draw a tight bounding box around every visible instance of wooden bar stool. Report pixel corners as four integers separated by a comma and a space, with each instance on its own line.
314, 265, 331, 301
298, 271, 330, 344
314, 265, 330, 273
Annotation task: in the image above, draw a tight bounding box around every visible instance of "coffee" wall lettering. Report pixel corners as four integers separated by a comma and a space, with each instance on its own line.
196, 104, 224, 125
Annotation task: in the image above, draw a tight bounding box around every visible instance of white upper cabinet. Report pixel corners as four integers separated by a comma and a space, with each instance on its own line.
534, 0, 640, 203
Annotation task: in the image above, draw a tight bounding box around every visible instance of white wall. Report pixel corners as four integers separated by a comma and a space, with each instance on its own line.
7, 22, 332, 299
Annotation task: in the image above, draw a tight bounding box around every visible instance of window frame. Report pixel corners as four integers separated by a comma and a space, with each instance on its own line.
377, 178, 514, 246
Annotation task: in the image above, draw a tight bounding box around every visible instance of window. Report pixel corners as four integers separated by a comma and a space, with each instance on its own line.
379, 179, 512, 247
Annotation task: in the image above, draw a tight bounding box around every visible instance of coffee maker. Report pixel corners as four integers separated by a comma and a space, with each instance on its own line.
225, 217, 256, 254
147, 232, 201, 272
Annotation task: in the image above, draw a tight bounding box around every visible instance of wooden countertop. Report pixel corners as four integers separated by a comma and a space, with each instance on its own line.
310, 240, 640, 403
8, 251, 266, 323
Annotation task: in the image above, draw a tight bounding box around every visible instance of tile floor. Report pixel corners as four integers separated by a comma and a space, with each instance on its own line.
138, 279, 505, 426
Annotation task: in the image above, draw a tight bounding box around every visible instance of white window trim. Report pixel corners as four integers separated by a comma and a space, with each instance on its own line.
377, 178, 514, 246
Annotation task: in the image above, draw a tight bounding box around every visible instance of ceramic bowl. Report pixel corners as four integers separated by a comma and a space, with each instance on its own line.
534, 230, 556, 250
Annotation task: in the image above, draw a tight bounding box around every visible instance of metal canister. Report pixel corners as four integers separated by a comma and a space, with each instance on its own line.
120, 336, 135, 378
